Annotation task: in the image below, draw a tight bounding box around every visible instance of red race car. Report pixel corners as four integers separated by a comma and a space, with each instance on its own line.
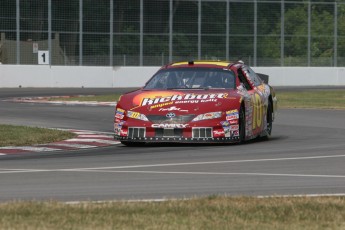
114, 60, 277, 146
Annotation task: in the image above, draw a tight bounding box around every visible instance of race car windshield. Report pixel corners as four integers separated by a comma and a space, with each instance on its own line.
144, 68, 236, 90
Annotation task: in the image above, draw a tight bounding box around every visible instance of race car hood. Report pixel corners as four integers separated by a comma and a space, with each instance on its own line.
117, 89, 242, 115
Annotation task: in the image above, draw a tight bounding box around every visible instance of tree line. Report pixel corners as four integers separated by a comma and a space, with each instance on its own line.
0, 0, 344, 66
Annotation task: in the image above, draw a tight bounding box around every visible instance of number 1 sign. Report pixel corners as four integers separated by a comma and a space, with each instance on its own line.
38, 51, 49, 65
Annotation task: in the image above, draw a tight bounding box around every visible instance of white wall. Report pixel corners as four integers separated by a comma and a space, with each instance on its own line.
1, 64, 345, 88
253, 67, 345, 86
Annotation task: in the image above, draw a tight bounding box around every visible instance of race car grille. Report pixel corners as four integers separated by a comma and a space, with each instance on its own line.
128, 127, 146, 138
192, 128, 212, 138
155, 128, 183, 138
146, 115, 195, 124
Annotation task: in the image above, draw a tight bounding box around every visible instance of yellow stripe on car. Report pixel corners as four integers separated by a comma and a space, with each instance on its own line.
171, 61, 230, 67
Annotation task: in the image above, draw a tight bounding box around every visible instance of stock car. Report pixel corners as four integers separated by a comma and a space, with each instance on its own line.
114, 60, 277, 146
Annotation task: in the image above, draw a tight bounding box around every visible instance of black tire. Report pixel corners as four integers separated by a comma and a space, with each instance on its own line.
121, 141, 146, 147
239, 105, 246, 143
260, 99, 273, 141
266, 99, 273, 137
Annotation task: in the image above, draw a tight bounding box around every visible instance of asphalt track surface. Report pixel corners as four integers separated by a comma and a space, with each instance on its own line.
0, 88, 344, 202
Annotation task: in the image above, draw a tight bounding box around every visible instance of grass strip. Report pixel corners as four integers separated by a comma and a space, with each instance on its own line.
0, 124, 75, 147
0, 196, 345, 230
276, 89, 345, 109
49, 90, 345, 109
48, 94, 122, 102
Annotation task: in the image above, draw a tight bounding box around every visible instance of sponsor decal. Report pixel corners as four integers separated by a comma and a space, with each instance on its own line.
127, 111, 140, 119
231, 130, 239, 137
230, 125, 239, 131
159, 106, 188, 112
114, 121, 125, 135
166, 112, 176, 118
150, 102, 174, 109
220, 121, 230, 127
220, 121, 234, 137
203, 113, 215, 119
229, 119, 238, 125
226, 109, 239, 121
116, 108, 125, 113
223, 127, 231, 137
201, 98, 218, 103
115, 113, 124, 119
151, 124, 188, 128
133, 91, 184, 106
139, 93, 227, 106
114, 124, 119, 134
120, 129, 128, 136
213, 130, 225, 137
115, 108, 125, 119
114, 121, 124, 128
226, 109, 238, 115
175, 100, 200, 104
226, 114, 239, 121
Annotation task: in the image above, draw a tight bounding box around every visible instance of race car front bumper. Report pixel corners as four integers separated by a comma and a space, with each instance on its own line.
116, 135, 240, 143
115, 125, 240, 143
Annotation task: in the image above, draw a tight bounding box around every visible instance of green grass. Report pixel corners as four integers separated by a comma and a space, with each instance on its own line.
49, 94, 122, 102
276, 89, 345, 109
0, 196, 345, 229
0, 124, 75, 147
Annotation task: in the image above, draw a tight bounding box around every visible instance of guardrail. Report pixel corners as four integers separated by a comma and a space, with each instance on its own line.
1, 65, 344, 88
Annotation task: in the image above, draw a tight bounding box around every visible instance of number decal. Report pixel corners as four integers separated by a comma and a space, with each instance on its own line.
127, 111, 140, 118
41, 53, 46, 63
252, 93, 263, 130
38, 51, 49, 65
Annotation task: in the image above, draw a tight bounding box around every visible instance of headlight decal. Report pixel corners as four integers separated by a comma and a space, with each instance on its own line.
192, 111, 222, 122
127, 110, 149, 121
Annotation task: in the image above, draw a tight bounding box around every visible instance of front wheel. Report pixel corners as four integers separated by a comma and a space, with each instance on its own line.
121, 141, 146, 147
261, 99, 273, 140
239, 105, 246, 143
266, 99, 273, 137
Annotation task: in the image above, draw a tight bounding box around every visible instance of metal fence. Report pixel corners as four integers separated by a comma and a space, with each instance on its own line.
0, 0, 344, 67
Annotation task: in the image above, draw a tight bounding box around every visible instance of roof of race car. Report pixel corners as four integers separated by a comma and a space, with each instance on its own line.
163, 60, 237, 69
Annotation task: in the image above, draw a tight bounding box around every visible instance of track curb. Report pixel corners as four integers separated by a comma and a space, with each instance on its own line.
0, 129, 120, 156
2, 96, 117, 107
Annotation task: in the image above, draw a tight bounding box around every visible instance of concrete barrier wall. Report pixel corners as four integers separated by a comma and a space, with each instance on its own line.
1, 64, 345, 88
254, 67, 345, 86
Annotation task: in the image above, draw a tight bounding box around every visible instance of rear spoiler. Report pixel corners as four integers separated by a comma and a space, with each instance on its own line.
257, 73, 269, 84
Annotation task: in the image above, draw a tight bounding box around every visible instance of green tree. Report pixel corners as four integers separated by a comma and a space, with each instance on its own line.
259, 2, 343, 66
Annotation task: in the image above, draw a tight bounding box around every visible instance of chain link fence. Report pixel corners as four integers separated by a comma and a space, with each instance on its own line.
0, 0, 344, 67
